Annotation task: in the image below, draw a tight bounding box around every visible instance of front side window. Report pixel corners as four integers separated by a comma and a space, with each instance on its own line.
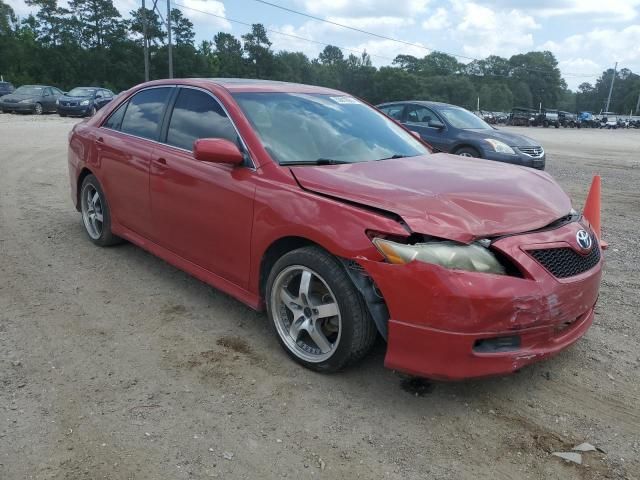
233, 92, 428, 165
406, 105, 437, 124
380, 105, 404, 121
439, 107, 493, 130
120, 87, 172, 140
166, 88, 238, 151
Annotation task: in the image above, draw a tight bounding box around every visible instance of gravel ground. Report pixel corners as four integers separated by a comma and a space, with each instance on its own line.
0, 114, 638, 480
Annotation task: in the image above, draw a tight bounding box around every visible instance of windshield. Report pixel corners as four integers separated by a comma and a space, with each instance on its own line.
14, 86, 43, 96
439, 107, 493, 130
67, 87, 96, 97
233, 92, 429, 165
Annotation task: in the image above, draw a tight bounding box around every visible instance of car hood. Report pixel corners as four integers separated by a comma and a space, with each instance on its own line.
1, 93, 37, 102
464, 128, 540, 147
290, 153, 571, 243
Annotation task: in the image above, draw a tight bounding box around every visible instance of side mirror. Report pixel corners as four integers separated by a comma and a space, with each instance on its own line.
193, 138, 244, 165
428, 119, 445, 129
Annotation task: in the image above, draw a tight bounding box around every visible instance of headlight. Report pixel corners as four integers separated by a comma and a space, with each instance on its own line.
80, 99, 90, 106
56, 99, 59, 105
485, 139, 515, 155
372, 238, 506, 275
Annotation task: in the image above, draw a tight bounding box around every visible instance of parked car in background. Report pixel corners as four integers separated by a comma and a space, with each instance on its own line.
57, 87, 115, 117
600, 113, 618, 129
0, 85, 64, 114
541, 109, 560, 128
507, 107, 537, 126
67, 78, 601, 380
378, 100, 546, 169
0, 81, 15, 98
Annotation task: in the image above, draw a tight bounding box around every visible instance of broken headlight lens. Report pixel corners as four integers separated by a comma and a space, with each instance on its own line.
372, 238, 506, 275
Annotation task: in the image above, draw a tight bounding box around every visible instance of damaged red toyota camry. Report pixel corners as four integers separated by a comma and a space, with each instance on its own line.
68, 79, 603, 380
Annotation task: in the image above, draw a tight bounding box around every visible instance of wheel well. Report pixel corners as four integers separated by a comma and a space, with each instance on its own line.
259, 236, 317, 297
76, 167, 93, 211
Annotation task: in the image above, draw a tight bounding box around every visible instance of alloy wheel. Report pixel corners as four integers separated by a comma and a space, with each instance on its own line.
270, 265, 342, 363
34, 103, 43, 115
81, 184, 104, 240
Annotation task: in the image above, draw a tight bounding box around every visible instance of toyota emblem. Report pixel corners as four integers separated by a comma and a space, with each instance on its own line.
576, 230, 592, 250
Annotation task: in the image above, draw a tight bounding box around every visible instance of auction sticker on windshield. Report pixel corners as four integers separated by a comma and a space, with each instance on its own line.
330, 96, 361, 105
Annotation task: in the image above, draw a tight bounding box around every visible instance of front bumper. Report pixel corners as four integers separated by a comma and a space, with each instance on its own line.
360, 221, 602, 380
483, 149, 546, 170
1, 102, 35, 112
57, 105, 91, 116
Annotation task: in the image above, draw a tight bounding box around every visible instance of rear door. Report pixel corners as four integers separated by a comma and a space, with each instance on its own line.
96, 86, 173, 239
404, 104, 452, 152
149, 86, 255, 287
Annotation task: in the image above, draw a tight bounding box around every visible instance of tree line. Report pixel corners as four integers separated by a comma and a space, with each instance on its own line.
1, 0, 638, 114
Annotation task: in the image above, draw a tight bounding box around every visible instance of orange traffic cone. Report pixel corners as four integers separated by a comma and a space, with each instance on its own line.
583, 175, 607, 249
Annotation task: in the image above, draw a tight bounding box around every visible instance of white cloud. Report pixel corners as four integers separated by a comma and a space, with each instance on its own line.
300, 0, 430, 18
422, 7, 450, 30
470, 0, 640, 21
177, 0, 231, 29
452, 1, 540, 59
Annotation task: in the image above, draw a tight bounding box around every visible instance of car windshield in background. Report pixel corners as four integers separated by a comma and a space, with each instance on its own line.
14, 86, 43, 96
68, 88, 96, 97
439, 107, 493, 130
233, 92, 429, 165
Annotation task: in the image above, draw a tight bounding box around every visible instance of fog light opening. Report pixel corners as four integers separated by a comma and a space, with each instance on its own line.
473, 335, 521, 353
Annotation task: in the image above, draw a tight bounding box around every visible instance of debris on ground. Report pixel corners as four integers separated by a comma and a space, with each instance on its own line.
573, 442, 597, 452
552, 452, 582, 464
223, 452, 234, 460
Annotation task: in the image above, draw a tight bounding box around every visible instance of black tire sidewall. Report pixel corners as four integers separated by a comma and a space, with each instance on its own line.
80, 174, 118, 247
265, 247, 374, 372
455, 147, 480, 158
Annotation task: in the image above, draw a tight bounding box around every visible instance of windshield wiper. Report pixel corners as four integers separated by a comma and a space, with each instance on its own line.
376, 154, 408, 161
281, 158, 351, 166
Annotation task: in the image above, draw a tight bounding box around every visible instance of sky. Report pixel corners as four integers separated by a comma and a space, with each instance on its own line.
6, 0, 640, 90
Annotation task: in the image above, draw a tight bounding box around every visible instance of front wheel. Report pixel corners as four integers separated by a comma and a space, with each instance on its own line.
455, 146, 480, 158
80, 174, 122, 246
266, 247, 377, 372
34, 103, 43, 115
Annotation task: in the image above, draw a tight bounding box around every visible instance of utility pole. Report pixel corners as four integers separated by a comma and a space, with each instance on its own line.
635, 91, 640, 115
605, 61, 617, 113
167, 0, 173, 78
142, 0, 149, 81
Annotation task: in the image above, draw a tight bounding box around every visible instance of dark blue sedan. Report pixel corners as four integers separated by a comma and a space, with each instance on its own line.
57, 87, 114, 117
377, 101, 546, 170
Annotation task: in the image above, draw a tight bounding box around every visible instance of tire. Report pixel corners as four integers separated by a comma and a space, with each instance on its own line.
543, 120, 549, 128
79, 174, 122, 247
266, 246, 377, 373
59, 113, 67, 117
455, 146, 480, 158
87, 106, 96, 117
34, 103, 43, 115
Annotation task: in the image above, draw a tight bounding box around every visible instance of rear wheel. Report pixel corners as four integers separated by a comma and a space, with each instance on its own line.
80, 174, 122, 247
455, 146, 480, 158
266, 247, 377, 372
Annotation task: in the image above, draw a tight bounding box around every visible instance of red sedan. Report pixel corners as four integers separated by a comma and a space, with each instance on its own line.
68, 79, 602, 380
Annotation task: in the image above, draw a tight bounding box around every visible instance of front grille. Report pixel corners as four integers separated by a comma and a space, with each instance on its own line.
517, 146, 544, 158
529, 237, 600, 278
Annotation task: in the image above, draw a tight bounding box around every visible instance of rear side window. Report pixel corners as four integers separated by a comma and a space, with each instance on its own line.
120, 87, 172, 141
103, 102, 127, 130
166, 88, 238, 151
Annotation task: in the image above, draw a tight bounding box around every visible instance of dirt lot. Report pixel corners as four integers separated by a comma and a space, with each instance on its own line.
1, 114, 639, 480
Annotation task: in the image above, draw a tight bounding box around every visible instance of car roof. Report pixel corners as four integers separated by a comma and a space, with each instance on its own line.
377, 100, 467, 109
135, 78, 344, 95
